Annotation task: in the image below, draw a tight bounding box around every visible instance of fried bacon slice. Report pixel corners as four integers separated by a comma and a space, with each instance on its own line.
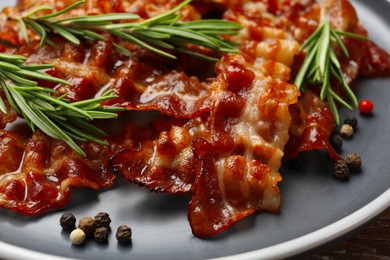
284, 90, 341, 161
0, 123, 153, 215
112, 46, 300, 236
0, 129, 120, 215
110, 118, 197, 193
187, 52, 299, 236
112, 51, 300, 236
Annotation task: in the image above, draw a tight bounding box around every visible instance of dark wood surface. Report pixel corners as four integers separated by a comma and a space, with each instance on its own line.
310, 208, 390, 259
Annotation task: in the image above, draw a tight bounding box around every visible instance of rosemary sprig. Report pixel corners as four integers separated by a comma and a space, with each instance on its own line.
14, 0, 242, 61
0, 53, 123, 157
294, 21, 367, 124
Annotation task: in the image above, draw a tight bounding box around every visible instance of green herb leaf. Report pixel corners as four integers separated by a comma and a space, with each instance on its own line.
294, 20, 367, 124
0, 54, 122, 156
16, 0, 241, 60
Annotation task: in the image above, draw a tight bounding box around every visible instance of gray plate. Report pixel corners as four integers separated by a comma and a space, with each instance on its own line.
0, 0, 390, 259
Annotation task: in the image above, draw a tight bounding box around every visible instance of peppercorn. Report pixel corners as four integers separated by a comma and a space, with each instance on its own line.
116, 225, 132, 244
78, 217, 96, 237
94, 227, 109, 243
333, 159, 350, 179
345, 153, 362, 172
70, 228, 86, 245
94, 212, 111, 228
60, 212, 76, 231
343, 116, 358, 129
340, 124, 353, 138
330, 134, 343, 151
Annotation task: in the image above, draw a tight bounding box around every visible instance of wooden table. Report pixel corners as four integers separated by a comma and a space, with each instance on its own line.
310, 208, 390, 259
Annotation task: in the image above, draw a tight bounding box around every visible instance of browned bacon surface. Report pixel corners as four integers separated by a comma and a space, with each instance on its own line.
0, 0, 390, 236
111, 1, 302, 233
0, 125, 149, 215
188, 53, 299, 236
285, 90, 341, 161
112, 49, 300, 236
111, 118, 197, 193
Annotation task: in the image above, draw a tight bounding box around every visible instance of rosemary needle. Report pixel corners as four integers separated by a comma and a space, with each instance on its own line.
294, 20, 368, 124
0, 53, 123, 157
14, 0, 242, 61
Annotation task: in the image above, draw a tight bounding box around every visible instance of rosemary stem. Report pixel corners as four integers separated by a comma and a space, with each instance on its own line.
0, 54, 123, 156
294, 20, 367, 124
12, 0, 241, 60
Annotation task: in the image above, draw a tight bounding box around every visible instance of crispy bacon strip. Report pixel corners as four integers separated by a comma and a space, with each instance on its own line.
0, 130, 118, 215
110, 118, 197, 193
285, 90, 341, 161
112, 48, 300, 236
0, 123, 152, 215
108, 70, 211, 118
188, 52, 299, 236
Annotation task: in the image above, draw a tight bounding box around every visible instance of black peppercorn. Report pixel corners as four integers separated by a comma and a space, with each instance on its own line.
94, 227, 109, 243
60, 213, 76, 231
333, 159, 350, 179
330, 134, 343, 151
94, 212, 111, 228
116, 225, 132, 243
343, 116, 358, 129
78, 217, 96, 237
345, 153, 362, 172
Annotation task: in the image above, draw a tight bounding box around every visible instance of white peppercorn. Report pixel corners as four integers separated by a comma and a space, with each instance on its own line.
70, 228, 86, 245
340, 124, 353, 138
